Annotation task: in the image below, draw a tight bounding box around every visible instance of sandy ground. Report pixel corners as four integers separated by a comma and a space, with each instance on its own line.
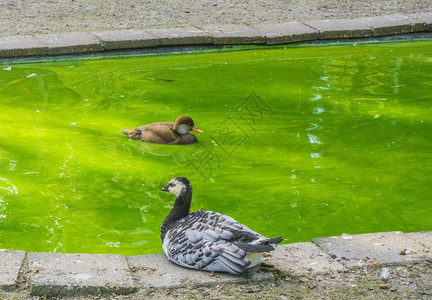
1, 0, 432, 36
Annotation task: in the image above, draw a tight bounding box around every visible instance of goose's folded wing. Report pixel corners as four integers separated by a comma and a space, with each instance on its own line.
203, 241, 250, 275
165, 223, 250, 275
203, 211, 270, 244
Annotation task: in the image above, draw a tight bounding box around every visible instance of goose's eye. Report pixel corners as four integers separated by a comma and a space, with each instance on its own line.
169, 183, 175, 187
188, 123, 191, 126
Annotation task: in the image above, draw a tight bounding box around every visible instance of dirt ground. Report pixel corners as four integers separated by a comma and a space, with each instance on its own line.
1, 0, 432, 36
106, 263, 432, 299
1, 263, 431, 299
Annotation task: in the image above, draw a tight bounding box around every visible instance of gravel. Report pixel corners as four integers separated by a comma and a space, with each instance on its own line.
1, 0, 431, 36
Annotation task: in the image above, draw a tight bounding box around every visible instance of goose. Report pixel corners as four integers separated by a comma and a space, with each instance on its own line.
160, 177, 283, 275
121, 116, 203, 145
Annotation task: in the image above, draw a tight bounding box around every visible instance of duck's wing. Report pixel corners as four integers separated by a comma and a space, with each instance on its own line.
137, 123, 178, 143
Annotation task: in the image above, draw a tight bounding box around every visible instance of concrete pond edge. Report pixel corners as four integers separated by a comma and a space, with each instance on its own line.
0, 11, 432, 298
0, 13, 431, 59
1, 230, 431, 297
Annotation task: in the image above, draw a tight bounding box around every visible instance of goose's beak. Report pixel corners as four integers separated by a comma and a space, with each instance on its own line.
161, 185, 169, 191
192, 127, 204, 133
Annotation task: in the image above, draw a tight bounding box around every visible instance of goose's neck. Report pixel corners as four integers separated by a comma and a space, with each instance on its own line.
161, 187, 192, 240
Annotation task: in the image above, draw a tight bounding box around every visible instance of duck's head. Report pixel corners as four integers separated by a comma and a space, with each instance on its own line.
161, 177, 191, 197
173, 116, 203, 135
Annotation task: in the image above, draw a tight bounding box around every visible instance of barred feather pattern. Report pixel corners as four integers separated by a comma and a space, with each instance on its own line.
162, 210, 276, 275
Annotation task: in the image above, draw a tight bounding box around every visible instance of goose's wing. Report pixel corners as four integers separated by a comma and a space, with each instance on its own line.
203, 211, 272, 245
163, 211, 252, 275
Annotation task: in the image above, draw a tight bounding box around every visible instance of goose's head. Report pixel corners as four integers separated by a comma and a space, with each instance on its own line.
173, 116, 204, 135
161, 177, 191, 197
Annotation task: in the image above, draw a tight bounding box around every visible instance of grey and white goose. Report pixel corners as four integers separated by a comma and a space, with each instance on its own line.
160, 177, 283, 275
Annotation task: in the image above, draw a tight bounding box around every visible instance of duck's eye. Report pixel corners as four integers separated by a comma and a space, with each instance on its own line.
188, 123, 191, 126
169, 183, 175, 187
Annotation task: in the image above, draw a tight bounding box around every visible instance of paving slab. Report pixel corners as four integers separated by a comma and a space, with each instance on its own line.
128, 253, 273, 289
303, 18, 374, 39
255, 22, 319, 45
91, 29, 160, 50
406, 231, 432, 251
146, 27, 213, 46
0, 36, 47, 58
262, 243, 346, 276
201, 24, 266, 45
35, 32, 103, 55
0, 251, 26, 291
409, 12, 432, 31
361, 14, 426, 37
26, 252, 135, 297
313, 231, 430, 269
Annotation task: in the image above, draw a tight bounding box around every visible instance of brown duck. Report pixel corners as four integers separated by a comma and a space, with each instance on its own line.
121, 116, 203, 145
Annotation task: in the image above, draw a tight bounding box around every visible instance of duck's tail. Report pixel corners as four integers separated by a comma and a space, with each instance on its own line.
122, 128, 143, 140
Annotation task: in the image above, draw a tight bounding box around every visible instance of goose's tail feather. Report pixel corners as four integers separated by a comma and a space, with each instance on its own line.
266, 237, 283, 244
235, 243, 275, 253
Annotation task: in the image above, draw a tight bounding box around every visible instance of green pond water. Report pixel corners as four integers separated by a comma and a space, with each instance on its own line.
0, 40, 431, 255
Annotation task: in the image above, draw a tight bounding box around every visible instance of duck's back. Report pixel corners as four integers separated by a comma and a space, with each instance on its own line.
162, 210, 274, 275
138, 122, 174, 130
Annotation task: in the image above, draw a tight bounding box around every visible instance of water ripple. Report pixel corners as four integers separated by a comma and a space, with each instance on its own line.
0, 177, 18, 196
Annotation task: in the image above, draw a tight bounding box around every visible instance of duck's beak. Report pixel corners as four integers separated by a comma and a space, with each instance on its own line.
161, 185, 169, 191
192, 127, 204, 133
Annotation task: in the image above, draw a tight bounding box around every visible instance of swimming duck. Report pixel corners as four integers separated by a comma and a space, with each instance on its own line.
160, 177, 283, 275
121, 116, 203, 145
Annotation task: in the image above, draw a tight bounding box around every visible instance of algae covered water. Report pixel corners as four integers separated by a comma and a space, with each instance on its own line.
0, 40, 431, 255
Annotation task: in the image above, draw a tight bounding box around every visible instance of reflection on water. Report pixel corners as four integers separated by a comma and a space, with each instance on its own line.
0, 41, 431, 255
0, 177, 18, 196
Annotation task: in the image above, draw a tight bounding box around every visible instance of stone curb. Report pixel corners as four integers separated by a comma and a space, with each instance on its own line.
0, 13, 431, 59
0, 251, 26, 292
25, 253, 136, 297
313, 231, 432, 269
1, 231, 431, 297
